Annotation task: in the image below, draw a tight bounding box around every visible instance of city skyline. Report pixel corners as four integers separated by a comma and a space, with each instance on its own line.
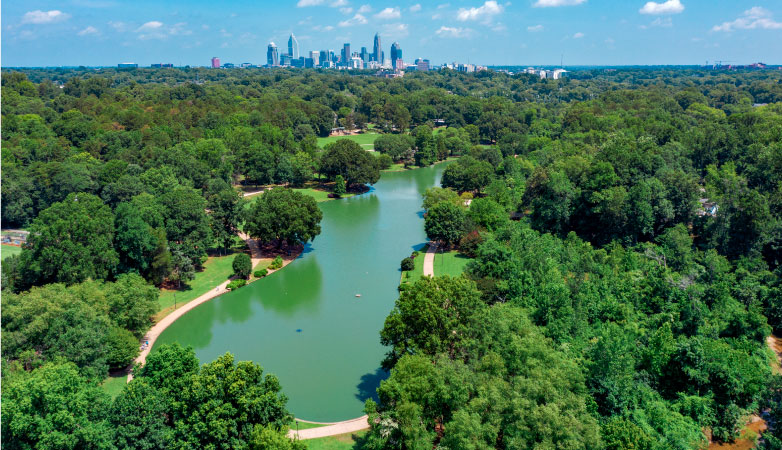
2, 0, 782, 67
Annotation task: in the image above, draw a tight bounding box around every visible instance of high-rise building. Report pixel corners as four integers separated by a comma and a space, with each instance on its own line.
390, 43, 402, 70
211, 57, 220, 68
319, 50, 329, 64
288, 34, 299, 59
415, 58, 430, 72
309, 51, 320, 67
373, 33, 382, 64
360, 47, 369, 64
267, 43, 279, 66
341, 43, 351, 65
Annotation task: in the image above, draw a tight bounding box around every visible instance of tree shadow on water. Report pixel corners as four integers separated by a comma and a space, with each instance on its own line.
355, 367, 389, 403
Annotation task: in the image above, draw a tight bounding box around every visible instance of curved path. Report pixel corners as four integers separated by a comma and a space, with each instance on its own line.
423, 243, 437, 277
288, 416, 369, 440
128, 232, 282, 381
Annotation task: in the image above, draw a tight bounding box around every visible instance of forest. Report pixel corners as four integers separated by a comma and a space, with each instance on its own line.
2, 66, 782, 449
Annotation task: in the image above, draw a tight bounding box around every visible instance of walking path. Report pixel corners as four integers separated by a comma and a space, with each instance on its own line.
423, 243, 437, 277
288, 416, 369, 440
128, 231, 283, 381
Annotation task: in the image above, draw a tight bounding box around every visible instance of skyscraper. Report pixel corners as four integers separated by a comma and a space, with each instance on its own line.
267, 43, 279, 66
211, 57, 220, 68
360, 47, 369, 65
373, 33, 382, 64
341, 43, 350, 66
390, 42, 402, 70
288, 34, 299, 59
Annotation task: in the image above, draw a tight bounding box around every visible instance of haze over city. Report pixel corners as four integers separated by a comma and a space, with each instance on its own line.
2, 0, 781, 67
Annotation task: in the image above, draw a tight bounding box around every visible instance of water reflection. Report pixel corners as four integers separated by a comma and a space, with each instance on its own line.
355, 367, 389, 403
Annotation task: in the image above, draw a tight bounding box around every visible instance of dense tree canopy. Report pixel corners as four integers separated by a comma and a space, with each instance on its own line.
244, 187, 323, 248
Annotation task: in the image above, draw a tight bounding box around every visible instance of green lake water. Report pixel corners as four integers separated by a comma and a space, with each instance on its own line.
153, 163, 447, 422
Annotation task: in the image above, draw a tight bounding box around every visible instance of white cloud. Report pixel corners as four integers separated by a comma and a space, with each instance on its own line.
375, 7, 401, 19
340, 7, 354, 14
382, 22, 409, 38
297, 0, 325, 6
21, 10, 70, 24
573, 31, 584, 38
436, 26, 474, 38
533, 0, 586, 7
330, 0, 349, 6
108, 20, 130, 32
338, 13, 368, 26
358, 4, 372, 13
639, 0, 684, 15
410, 4, 421, 12
712, 7, 782, 32
527, 24, 544, 32
457, 1, 503, 22
78, 25, 99, 35
136, 21, 163, 32
314, 24, 336, 31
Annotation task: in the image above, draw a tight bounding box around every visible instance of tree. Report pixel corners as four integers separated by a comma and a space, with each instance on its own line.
19, 192, 118, 288
233, 253, 252, 279
105, 326, 139, 369
1, 362, 114, 450
245, 188, 322, 249
380, 276, 484, 369
109, 380, 172, 450
374, 134, 414, 161
334, 175, 346, 197
422, 186, 461, 211
467, 197, 508, 231
320, 139, 380, 186
441, 156, 495, 193
159, 186, 210, 265
206, 181, 243, 254
425, 201, 467, 247
104, 273, 159, 337
114, 202, 158, 276
169, 248, 195, 289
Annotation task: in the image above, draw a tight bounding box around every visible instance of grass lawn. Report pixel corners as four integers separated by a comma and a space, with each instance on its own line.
100, 372, 128, 399
155, 241, 250, 321
399, 246, 427, 286
293, 188, 355, 203
305, 431, 367, 450
317, 132, 380, 151
291, 420, 328, 431
432, 250, 472, 278
1, 244, 22, 260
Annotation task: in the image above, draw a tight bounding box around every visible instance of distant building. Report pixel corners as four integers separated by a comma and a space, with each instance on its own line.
223, 63, 235, 68
118, 62, 138, 68
415, 58, 430, 72
240, 62, 254, 68
361, 46, 369, 65
309, 51, 320, 67
267, 43, 279, 66
390, 42, 403, 70
373, 33, 383, 64
280, 54, 293, 66
288, 34, 299, 59
341, 43, 351, 66
211, 57, 220, 68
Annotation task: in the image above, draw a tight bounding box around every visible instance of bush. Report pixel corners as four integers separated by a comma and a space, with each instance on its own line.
269, 256, 284, 270
377, 154, 393, 170
232, 253, 252, 279
401, 257, 415, 271
226, 279, 247, 291
254, 269, 268, 278
459, 230, 484, 257
411, 251, 420, 258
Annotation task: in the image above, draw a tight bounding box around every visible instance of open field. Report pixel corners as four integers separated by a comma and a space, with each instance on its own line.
432, 250, 472, 278
317, 132, 380, 151
1, 244, 22, 260
305, 431, 367, 450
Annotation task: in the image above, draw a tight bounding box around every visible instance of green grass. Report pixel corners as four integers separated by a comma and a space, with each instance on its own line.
100, 372, 128, 399
317, 132, 380, 151
291, 420, 329, 430
293, 188, 355, 203
432, 250, 472, 278
1, 244, 22, 260
400, 247, 427, 286
305, 431, 366, 450
156, 246, 247, 320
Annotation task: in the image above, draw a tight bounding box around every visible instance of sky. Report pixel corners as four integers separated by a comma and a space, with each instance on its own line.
2, 0, 781, 67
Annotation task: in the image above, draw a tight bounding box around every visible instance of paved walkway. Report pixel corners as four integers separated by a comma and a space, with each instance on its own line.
288, 416, 369, 440
423, 243, 437, 277
128, 232, 282, 381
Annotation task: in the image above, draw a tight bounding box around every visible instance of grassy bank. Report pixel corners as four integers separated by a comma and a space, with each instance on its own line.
305, 431, 367, 450
1, 244, 22, 260
317, 132, 380, 151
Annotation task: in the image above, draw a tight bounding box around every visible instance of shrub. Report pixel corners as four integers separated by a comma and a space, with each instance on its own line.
411, 251, 420, 258
226, 279, 246, 291
377, 154, 393, 170
459, 230, 484, 257
401, 257, 415, 271
254, 269, 268, 278
269, 256, 284, 270
105, 327, 139, 369
232, 253, 252, 279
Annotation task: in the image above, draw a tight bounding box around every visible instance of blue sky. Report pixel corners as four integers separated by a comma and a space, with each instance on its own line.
2, 0, 781, 67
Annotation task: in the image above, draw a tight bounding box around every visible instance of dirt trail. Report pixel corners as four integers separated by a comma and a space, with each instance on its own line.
288, 416, 369, 440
